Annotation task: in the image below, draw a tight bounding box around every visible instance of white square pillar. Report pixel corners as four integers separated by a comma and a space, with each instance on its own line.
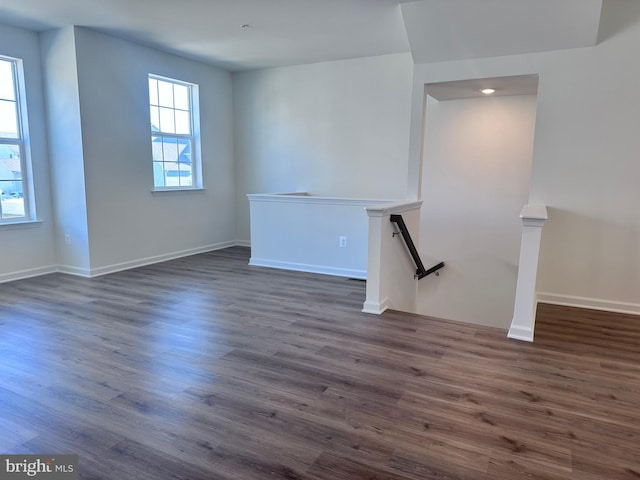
508, 205, 548, 342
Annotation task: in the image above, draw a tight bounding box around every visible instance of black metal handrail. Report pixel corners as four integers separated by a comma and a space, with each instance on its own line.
390, 214, 444, 280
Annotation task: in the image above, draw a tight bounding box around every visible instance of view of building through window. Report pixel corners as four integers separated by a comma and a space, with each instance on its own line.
149, 75, 198, 189
0, 58, 25, 220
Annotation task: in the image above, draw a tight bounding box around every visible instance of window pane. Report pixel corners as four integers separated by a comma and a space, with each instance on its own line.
162, 137, 179, 163
177, 162, 192, 187
174, 84, 189, 111
0, 99, 18, 138
150, 106, 160, 131
163, 162, 178, 187
0, 145, 23, 216
151, 135, 162, 161
0, 179, 24, 219
0, 144, 20, 180
159, 107, 175, 134
179, 141, 191, 165
175, 110, 190, 135
153, 161, 165, 188
148, 78, 158, 105
0, 60, 15, 101
157, 80, 174, 108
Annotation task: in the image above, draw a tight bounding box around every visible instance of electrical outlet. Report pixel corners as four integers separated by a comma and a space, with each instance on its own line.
339, 236, 347, 248
64, 234, 71, 246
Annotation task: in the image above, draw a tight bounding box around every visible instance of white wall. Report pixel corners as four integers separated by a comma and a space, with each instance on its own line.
529, 0, 640, 312
233, 53, 414, 243
0, 22, 57, 281
407, 0, 640, 322
249, 194, 387, 279
40, 26, 91, 274
417, 95, 537, 328
72, 27, 236, 273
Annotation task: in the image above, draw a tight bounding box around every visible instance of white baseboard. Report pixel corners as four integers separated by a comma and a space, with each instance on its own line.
57, 265, 92, 277
235, 240, 251, 247
537, 292, 640, 317
88, 241, 237, 277
249, 257, 367, 280
1, 243, 366, 283
2, 241, 241, 282
0, 265, 58, 283
362, 297, 390, 315
507, 325, 534, 342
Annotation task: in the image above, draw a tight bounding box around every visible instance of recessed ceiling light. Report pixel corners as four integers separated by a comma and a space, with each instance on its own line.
481, 88, 496, 95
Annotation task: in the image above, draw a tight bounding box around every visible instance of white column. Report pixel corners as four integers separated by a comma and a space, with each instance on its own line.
362, 213, 386, 314
508, 205, 548, 342
363, 201, 423, 315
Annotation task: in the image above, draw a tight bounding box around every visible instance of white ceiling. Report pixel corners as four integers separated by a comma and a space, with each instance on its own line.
426, 75, 539, 101
0, 0, 412, 71
0, 0, 604, 72
402, 0, 603, 64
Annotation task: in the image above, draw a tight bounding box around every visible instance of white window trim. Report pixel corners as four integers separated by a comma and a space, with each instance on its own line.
0, 55, 37, 225
148, 74, 202, 192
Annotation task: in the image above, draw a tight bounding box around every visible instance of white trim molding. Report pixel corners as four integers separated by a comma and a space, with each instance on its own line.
362, 297, 391, 315
0, 265, 58, 283
1, 241, 249, 283
365, 200, 424, 217
249, 258, 366, 280
506, 325, 535, 343
57, 265, 92, 277
88, 241, 236, 277
537, 292, 640, 317
247, 192, 392, 207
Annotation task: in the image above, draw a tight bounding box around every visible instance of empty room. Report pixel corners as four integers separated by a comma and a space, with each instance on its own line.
1, 0, 640, 478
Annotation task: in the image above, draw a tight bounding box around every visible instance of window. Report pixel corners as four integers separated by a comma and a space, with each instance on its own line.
148, 74, 201, 190
0, 56, 33, 223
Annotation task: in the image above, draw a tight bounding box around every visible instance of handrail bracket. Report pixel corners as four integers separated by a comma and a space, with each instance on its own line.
390, 214, 444, 280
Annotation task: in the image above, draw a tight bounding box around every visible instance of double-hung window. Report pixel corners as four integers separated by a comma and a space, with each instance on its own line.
0, 56, 33, 222
148, 74, 201, 190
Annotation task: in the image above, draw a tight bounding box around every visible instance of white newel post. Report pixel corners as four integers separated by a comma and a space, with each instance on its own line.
508, 204, 548, 342
363, 201, 423, 315
362, 212, 386, 314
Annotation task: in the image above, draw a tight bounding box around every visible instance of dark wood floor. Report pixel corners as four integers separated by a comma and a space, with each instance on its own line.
1, 247, 640, 479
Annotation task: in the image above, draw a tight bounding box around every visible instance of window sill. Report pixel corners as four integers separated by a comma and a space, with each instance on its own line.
0, 219, 43, 230
151, 188, 207, 196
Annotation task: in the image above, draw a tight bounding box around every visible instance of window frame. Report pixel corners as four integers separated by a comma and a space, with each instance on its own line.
0, 55, 35, 225
148, 74, 202, 192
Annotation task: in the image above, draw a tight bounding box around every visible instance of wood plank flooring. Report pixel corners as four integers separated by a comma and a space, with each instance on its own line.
1, 247, 640, 479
